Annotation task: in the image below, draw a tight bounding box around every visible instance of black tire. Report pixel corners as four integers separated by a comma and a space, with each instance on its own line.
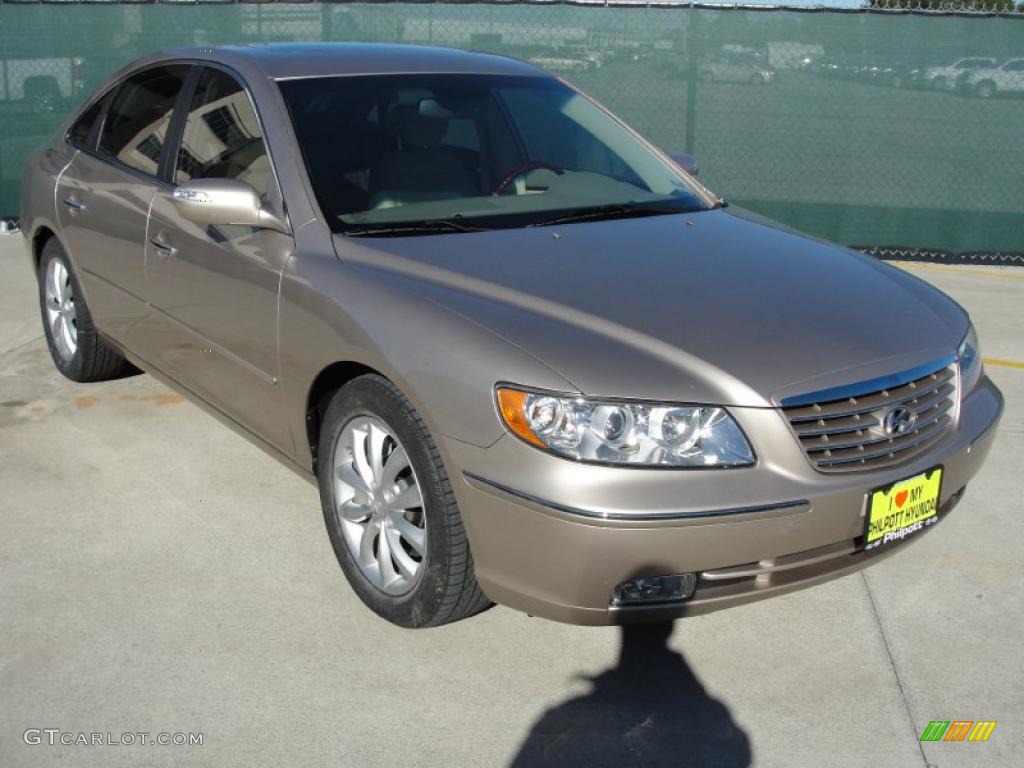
37, 237, 134, 382
974, 81, 996, 99
317, 374, 491, 628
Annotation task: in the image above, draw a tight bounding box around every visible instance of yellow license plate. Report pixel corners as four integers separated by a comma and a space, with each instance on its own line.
865, 467, 942, 550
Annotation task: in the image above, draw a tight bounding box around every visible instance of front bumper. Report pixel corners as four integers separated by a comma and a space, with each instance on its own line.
446, 377, 1003, 625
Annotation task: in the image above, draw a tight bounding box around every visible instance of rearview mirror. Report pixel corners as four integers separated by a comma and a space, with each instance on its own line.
172, 179, 287, 233
669, 152, 699, 177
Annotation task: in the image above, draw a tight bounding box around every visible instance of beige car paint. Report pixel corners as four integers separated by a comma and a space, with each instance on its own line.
20, 44, 1004, 624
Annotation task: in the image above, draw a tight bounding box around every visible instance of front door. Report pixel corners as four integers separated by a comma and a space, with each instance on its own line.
56, 65, 190, 344
142, 66, 293, 451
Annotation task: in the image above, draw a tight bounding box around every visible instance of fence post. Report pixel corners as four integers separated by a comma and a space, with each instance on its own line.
683, 9, 698, 155
322, 3, 333, 43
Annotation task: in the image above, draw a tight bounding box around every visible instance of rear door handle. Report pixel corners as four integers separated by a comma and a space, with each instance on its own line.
62, 197, 86, 213
148, 237, 178, 257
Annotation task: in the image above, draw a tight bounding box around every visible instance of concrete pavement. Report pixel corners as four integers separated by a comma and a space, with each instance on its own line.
1, 235, 1021, 768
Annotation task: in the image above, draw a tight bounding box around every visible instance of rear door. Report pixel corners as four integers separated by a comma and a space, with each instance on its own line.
141, 65, 293, 450
56, 64, 190, 344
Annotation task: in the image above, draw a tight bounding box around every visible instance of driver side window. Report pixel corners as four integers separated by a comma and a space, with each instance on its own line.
175, 67, 270, 197
498, 88, 641, 188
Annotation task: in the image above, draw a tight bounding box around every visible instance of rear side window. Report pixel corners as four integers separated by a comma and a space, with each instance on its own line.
98, 65, 189, 177
68, 100, 103, 148
175, 67, 270, 196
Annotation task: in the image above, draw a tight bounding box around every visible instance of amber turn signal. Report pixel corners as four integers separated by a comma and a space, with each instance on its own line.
496, 387, 546, 448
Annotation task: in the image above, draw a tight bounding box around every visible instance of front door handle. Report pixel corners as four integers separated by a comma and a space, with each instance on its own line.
148, 236, 178, 257
62, 197, 86, 214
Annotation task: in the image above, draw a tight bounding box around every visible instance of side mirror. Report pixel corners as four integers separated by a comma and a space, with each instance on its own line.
669, 152, 699, 177
172, 179, 287, 233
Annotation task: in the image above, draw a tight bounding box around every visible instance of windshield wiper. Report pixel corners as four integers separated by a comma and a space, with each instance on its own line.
344, 219, 488, 237
529, 203, 683, 228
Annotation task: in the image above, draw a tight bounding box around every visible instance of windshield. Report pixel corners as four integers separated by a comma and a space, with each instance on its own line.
278, 74, 712, 233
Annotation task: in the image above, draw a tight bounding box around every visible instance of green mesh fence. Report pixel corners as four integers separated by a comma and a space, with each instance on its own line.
1, 2, 1022, 258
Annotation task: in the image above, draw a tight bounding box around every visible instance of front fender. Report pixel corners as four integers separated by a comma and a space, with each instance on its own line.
277, 243, 576, 472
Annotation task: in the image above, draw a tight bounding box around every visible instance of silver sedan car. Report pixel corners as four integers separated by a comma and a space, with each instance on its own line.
20, 44, 1003, 627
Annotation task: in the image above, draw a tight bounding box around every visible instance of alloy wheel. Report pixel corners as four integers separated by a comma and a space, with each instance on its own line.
44, 258, 77, 361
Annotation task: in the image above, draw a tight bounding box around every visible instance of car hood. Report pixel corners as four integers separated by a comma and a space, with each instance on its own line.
332, 209, 967, 407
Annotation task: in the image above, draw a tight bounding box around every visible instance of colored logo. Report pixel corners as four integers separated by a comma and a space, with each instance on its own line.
920, 720, 997, 742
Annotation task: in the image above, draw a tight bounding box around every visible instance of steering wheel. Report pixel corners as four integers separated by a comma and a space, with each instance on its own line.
493, 161, 564, 195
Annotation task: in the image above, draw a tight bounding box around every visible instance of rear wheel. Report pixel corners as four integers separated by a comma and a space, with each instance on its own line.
974, 81, 996, 99
37, 237, 134, 382
317, 375, 490, 627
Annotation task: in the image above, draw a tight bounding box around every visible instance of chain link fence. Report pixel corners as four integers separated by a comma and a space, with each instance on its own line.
1, 1, 1022, 260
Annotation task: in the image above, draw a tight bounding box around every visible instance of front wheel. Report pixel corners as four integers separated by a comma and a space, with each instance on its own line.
317, 375, 491, 627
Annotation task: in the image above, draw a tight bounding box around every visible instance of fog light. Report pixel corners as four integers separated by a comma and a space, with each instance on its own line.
610, 573, 697, 606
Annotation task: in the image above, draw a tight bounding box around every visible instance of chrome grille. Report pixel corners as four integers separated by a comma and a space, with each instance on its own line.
782, 362, 957, 472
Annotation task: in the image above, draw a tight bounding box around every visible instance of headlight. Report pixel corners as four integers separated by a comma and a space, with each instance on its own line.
496, 387, 755, 467
958, 324, 983, 395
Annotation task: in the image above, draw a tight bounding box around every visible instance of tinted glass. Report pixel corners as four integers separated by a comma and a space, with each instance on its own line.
68, 99, 103, 148
98, 65, 189, 177
175, 67, 269, 196
280, 74, 708, 233
499, 87, 641, 189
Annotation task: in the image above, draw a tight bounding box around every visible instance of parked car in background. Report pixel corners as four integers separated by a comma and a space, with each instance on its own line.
699, 47, 775, 84
862, 61, 912, 89
21, 44, 1002, 629
627, 46, 666, 66
817, 53, 865, 82
528, 52, 596, 73
919, 57, 996, 92
0, 56, 84, 105
560, 42, 606, 69
964, 58, 1024, 98
0, 57, 87, 235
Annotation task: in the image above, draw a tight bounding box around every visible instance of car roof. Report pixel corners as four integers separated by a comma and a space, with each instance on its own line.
161, 42, 546, 81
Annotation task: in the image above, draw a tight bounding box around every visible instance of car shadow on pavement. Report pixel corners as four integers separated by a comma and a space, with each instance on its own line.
510, 621, 751, 768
